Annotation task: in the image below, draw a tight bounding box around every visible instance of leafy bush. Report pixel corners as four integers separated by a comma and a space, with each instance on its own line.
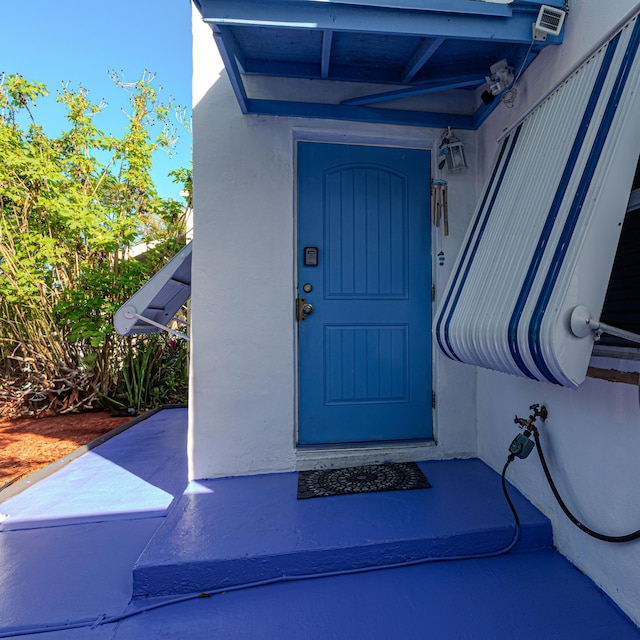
0, 73, 190, 416
118, 334, 189, 409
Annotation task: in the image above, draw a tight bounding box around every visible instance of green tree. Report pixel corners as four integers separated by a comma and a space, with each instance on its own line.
0, 72, 190, 416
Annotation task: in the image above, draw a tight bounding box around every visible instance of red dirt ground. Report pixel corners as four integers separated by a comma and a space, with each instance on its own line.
0, 412, 132, 487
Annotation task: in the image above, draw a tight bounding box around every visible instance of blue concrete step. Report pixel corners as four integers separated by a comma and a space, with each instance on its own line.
125, 550, 640, 639
132, 459, 552, 598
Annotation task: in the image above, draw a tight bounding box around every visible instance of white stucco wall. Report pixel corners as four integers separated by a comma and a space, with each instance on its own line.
190, 0, 640, 625
477, 0, 640, 625
189, 8, 480, 480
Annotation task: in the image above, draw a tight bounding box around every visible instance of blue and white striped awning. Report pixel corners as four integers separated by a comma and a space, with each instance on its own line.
435, 13, 640, 388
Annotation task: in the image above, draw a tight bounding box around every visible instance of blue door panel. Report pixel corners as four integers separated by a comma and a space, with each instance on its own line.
325, 324, 408, 404
298, 142, 431, 444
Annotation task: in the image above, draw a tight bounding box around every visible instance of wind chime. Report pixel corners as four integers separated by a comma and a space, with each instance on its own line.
432, 179, 449, 236
433, 127, 468, 237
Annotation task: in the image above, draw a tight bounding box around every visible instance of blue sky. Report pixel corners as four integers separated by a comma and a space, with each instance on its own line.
0, 0, 193, 200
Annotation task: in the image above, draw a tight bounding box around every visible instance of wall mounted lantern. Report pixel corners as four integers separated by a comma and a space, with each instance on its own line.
439, 127, 467, 173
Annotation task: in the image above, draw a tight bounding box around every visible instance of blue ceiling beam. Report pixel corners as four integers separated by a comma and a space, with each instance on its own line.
402, 37, 445, 83
193, 0, 519, 18
242, 59, 401, 84
303, 0, 512, 17
242, 60, 321, 79
215, 25, 248, 71
471, 94, 500, 130
321, 30, 333, 79
193, 0, 567, 15
516, 0, 566, 8
233, 44, 546, 86
342, 75, 485, 106
198, 0, 561, 45
246, 98, 476, 129
212, 26, 249, 113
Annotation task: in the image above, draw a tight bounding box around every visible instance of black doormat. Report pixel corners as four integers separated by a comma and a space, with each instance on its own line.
297, 462, 431, 499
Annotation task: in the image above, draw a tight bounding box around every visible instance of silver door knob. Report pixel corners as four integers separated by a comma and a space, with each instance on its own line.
302, 303, 314, 316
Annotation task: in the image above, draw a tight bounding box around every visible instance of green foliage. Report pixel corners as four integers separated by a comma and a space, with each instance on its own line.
0, 72, 191, 416
119, 334, 189, 409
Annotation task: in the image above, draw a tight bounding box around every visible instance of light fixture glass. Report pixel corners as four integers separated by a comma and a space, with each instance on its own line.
440, 127, 467, 173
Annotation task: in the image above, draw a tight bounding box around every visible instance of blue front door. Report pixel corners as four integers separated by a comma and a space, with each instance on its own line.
298, 142, 432, 445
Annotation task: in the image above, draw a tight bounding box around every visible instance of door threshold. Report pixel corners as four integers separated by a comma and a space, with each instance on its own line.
297, 438, 434, 452
296, 439, 437, 471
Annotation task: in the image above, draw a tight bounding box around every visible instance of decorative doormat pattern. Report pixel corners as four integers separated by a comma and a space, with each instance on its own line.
297, 462, 431, 499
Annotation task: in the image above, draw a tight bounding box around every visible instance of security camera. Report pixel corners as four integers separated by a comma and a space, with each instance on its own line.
485, 59, 514, 96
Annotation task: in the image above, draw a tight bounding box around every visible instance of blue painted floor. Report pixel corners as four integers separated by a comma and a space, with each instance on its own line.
0, 408, 638, 639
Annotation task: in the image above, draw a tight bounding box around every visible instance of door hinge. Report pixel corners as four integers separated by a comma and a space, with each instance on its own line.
432, 391, 436, 409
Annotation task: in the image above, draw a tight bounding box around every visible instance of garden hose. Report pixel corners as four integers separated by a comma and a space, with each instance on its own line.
531, 425, 640, 543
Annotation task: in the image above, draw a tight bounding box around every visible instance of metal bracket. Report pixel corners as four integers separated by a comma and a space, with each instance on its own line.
121, 306, 190, 341
570, 305, 640, 345
296, 298, 307, 322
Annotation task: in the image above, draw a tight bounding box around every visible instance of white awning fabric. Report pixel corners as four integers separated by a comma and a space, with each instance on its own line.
435, 14, 640, 388
114, 242, 192, 340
